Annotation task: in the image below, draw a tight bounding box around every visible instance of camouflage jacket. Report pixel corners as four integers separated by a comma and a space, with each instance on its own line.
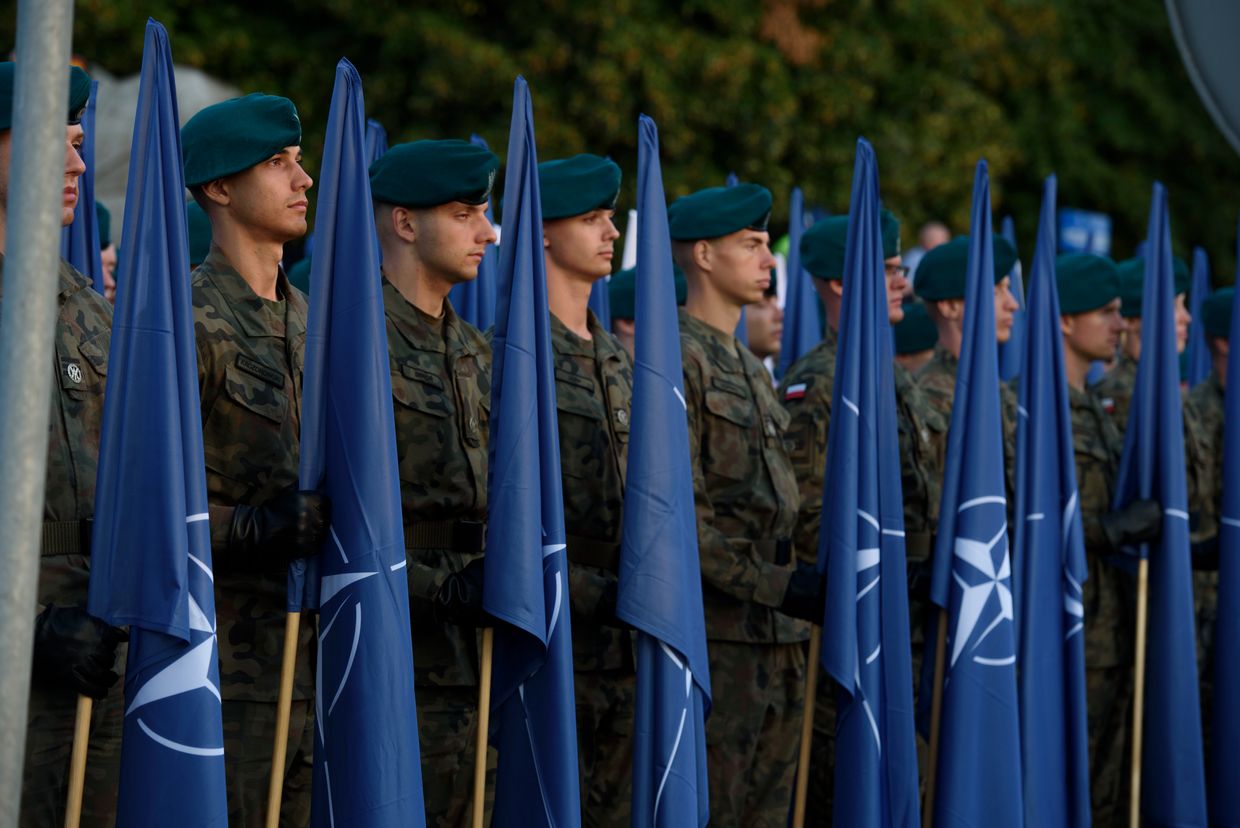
1069, 383, 1133, 668
384, 280, 490, 687
1093, 353, 1136, 433
193, 249, 313, 702
679, 310, 807, 644
0, 256, 112, 611
1185, 374, 1224, 545
550, 310, 634, 672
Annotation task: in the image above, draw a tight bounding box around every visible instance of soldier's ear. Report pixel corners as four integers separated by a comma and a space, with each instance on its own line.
1060, 314, 1075, 338
828, 280, 844, 298
391, 206, 417, 244
200, 178, 230, 208
935, 298, 964, 322
692, 239, 712, 272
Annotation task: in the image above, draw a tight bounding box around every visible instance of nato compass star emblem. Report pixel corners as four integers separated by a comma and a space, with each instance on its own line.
949, 496, 1015, 670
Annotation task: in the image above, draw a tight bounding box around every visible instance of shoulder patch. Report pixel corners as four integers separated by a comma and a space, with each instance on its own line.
784, 382, 808, 401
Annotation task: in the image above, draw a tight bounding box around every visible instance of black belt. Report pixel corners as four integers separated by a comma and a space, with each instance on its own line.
404, 520, 485, 554
566, 535, 621, 570
42, 519, 92, 556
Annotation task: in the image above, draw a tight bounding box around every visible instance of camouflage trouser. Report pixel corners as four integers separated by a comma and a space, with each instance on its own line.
21, 645, 125, 828
221, 698, 314, 827
574, 669, 635, 828
1086, 664, 1133, 828
706, 640, 806, 828
805, 667, 838, 827
417, 684, 495, 828
1195, 569, 1219, 763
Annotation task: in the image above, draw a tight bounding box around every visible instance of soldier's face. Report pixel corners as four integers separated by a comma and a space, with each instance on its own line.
62, 124, 86, 227
710, 229, 776, 306
100, 243, 117, 303
993, 276, 1019, 344
1174, 292, 1191, 354
885, 257, 909, 324
745, 292, 783, 360
411, 201, 496, 284
222, 146, 312, 244
542, 209, 619, 282
1062, 298, 1124, 362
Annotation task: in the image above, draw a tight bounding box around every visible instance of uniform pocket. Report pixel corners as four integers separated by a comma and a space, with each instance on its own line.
702, 386, 753, 481
392, 361, 451, 419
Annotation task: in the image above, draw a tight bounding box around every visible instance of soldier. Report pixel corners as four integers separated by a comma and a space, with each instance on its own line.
669, 182, 820, 827
95, 201, 116, 303
4, 62, 127, 828
1055, 253, 1163, 825
1094, 255, 1191, 430
181, 93, 330, 826
536, 153, 635, 826
367, 138, 497, 827
894, 301, 938, 374
744, 274, 783, 365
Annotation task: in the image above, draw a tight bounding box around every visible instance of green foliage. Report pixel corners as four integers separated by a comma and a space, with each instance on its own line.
12, 0, 1237, 280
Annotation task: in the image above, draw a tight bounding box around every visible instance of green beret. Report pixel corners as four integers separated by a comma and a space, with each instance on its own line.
800, 209, 901, 282
370, 139, 499, 209
913, 235, 1018, 302
894, 302, 938, 355
608, 264, 688, 319
95, 201, 111, 249
287, 255, 311, 295
1055, 253, 1120, 315
0, 63, 91, 131
186, 201, 212, 267
1202, 288, 1234, 339
538, 154, 621, 220
182, 93, 302, 188
1115, 255, 1191, 318
667, 183, 772, 241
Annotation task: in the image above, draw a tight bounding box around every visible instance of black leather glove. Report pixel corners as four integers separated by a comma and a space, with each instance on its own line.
33, 605, 127, 699
778, 565, 826, 623
225, 486, 330, 569
1100, 498, 1163, 552
433, 557, 487, 628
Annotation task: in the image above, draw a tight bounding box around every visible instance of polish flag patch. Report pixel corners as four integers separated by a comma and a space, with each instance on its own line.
784, 382, 808, 401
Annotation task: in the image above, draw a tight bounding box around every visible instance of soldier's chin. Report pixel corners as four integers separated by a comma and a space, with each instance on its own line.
61, 205, 76, 227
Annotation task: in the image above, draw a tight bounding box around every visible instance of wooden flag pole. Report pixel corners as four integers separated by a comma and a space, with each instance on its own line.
922, 608, 949, 828
791, 624, 822, 828
265, 611, 301, 828
472, 627, 494, 828
1128, 557, 1150, 828
62, 695, 92, 828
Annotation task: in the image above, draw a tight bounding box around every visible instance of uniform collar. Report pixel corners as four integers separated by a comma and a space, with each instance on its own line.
197, 247, 304, 340
382, 277, 471, 355
550, 309, 620, 362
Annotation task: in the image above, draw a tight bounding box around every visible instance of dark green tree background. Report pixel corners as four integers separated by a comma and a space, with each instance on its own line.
18, 0, 1240, 280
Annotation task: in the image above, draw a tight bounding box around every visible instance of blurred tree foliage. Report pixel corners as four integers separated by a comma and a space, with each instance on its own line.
19, 0, 1239, 280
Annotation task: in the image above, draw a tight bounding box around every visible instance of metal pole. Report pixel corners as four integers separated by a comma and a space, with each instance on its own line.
0, 1, 76, 822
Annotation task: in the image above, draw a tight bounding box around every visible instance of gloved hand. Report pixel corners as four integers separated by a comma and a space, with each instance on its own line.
33, 605, 127, 699
1100, 498, 1162, 552
778, 565, 826, 623
226, 486, 330, 569
433, 557, 487, 628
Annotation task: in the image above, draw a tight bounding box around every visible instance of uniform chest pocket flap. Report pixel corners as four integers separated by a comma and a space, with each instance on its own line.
224, 360, 288, 424
58, 331, 109, 396
704, 381, 754, 429
392, 362, 451, 418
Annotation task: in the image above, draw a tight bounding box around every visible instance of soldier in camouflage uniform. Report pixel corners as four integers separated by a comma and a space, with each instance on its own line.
7, 63, 127, 828
368, 139, 498, 827
669, 183, 820, 827
781, 209, 944, 820
1056, 253, 1165, 826
538, 154, 636, 827
1094, 255, 1191, 430
182, 94, 330, 827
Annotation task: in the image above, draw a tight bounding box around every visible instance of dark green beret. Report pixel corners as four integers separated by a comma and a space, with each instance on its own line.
1115, 255, 1190, 318
95, 202, 111, 249
287, 255, 311, 295
182, 93, 302, 188
667, 183, 772, 241
800, 209, 902, 282
913, 234, 1018, 302
370, 139, 499, 209
1202, 288, 1234, 339
0, 63, 91, 131
894, 302, 938, 355
538, 154, 621, 221
1055, 253, 1120, 315
608, 264, 688, 319
186, 201, 212, 267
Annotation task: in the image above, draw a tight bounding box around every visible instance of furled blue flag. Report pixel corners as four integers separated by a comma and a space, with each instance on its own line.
365, 117, 388, 165
447, 134, 499, 330
85, 20, 227, 827
1011, 175, 1091, 828
60, 79, 103, 292
295, 59, 425, 827
927, 160, 1024, 827
819, 137, 920, 828
1209, 280, 1240, 826
998, 215, 1025, 382
1185, 247, 1212, 387
483, 76, 581, 828
776, 186, 822, 380
1113, 182, 1207, 826
588, 276, 612, 332
617, 114, 712, 828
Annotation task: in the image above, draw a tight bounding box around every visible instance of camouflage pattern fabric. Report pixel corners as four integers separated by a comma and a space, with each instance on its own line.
1093, 353, 1136, 434
220, 699, 313, 828
574, 670, 636, 828
780, 326, 838, 565
415, 684, 494, 828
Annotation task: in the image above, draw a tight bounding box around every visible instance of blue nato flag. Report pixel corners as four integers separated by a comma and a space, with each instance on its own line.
482, 76, 582, 828
61, 79, 103, 292
1114, 183, 1207, 827
1209, 282, 1240, 826
1185, 247, 1212, 388
1012, 176, 1091, 828
926, 160, 1024, 828
618, 114, 712, 828
776, 186, 822, 380
998, 215, 1025, 382
819, 138, 920, 828
447, 134, 499, 331
85, 20, 227, 827
294, 59, 425, 827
